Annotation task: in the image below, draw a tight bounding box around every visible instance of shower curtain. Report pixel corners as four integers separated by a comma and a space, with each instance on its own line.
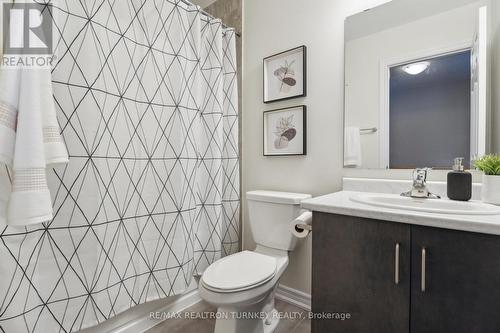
0, 1, 239, 332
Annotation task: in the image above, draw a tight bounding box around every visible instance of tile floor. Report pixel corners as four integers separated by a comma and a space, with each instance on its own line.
147, 299, 310, 333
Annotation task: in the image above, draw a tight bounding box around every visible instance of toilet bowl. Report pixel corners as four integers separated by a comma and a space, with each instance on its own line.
198, 190, 311, 333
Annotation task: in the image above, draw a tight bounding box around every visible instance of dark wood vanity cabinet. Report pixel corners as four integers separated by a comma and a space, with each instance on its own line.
312, 212, 500, 333
410, 226, 500, 333
312, 212, 411, 333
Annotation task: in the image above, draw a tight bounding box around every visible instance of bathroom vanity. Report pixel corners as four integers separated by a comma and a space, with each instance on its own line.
302, 191, 500, 333
324, 0, 500, 329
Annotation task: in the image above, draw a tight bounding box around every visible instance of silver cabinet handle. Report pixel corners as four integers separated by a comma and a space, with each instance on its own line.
421, 247, 426, 292
395, 243, 400, 285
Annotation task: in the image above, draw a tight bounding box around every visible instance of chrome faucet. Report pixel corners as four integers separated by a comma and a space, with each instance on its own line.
401, 168, 441, 199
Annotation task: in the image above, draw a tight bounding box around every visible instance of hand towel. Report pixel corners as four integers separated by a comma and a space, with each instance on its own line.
0, 68, 20, 166
0, 166, 11, 226
0, 64, 68, 226
344, 126, 362, 167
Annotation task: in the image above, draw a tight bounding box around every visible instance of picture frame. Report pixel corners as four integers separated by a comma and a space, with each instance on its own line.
263, 105, 307, 156
263, 45, 307, 103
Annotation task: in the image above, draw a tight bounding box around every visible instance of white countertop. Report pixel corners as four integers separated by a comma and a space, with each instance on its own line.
301, 191, 500, 236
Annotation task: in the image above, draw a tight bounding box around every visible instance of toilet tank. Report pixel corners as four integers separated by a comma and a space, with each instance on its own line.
247, 191, 312, 251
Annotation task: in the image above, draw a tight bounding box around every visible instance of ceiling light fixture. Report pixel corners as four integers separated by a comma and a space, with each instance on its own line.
402, 61, 430, 75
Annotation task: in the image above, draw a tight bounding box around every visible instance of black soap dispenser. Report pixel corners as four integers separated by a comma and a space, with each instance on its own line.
447, 157, 472, 201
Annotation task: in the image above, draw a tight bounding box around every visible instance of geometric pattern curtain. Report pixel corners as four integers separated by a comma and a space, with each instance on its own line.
194, 17, 240, 273
0, 1, 239, 332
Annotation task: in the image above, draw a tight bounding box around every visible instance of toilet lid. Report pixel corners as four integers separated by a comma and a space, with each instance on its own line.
202, 251, 277, 292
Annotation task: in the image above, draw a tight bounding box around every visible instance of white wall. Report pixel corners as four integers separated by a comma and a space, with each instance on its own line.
492, 0, 500, 153
345, 3, 478, 168
242, 0, 391, 294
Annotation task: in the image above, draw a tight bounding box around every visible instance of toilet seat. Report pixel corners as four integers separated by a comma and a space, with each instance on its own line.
201, 251, 277, 293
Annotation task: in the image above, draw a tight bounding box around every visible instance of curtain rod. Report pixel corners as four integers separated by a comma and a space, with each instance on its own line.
178, 0, 242, 37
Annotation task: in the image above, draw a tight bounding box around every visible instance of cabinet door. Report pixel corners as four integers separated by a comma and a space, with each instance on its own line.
411, 226, 500, 333
312, 213, 411, 333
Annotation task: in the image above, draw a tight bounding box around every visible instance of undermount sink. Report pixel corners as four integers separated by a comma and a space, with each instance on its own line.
350, 193, 500, 215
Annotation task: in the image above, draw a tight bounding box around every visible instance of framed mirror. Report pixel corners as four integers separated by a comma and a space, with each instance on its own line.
343, 0, 496, 169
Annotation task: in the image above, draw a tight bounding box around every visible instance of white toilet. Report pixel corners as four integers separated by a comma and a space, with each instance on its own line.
198, 190, 312, 333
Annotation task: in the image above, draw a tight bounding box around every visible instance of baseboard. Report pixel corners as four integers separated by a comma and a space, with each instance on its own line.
111, 287, 202, 333
275, 284, 311, 311
107, 283, 310, 333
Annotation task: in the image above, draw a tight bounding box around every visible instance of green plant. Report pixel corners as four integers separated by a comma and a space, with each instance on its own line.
474, 155, 500, 176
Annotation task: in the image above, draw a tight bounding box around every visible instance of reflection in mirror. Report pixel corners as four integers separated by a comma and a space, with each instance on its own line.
344, 0, 495, 169
389, 51, 471, 169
